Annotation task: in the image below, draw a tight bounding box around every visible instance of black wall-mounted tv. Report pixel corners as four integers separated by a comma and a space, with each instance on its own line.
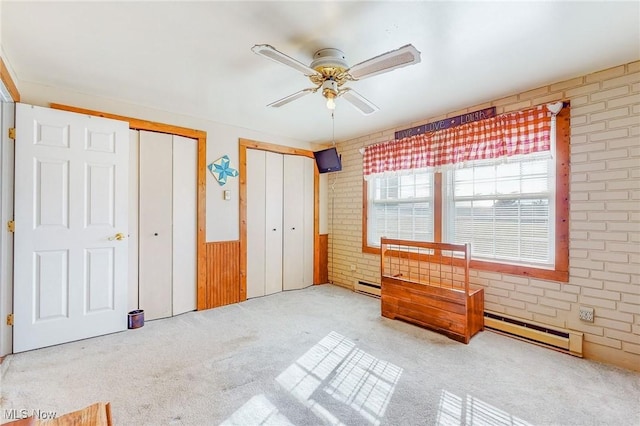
313, 147, 342, 173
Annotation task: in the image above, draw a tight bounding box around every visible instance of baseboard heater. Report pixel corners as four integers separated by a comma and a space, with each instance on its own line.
355, 280, 381, 298
484, 311, 583, 357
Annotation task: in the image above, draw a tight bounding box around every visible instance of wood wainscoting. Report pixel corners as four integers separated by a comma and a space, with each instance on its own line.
199, 241, 240, 309
317, 234, 329, 284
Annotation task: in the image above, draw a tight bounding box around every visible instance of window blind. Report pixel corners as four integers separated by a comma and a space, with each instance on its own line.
444, 153, 554, 266
368, 171, 434, 246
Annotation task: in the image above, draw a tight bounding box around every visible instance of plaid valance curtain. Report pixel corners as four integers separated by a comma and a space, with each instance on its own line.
363, 105, 552, 178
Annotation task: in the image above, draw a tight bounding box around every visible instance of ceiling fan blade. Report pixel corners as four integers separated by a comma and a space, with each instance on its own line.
252, 44, 319, 76
267, 88, 315, 108
347, 44, 421, 80
339, 88, 379, 115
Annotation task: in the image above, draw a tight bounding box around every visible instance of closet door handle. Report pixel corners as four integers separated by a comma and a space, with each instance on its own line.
272, 228, 277, 231
291, 227, 296, 230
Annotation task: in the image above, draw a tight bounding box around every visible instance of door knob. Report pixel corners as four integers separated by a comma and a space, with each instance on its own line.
109, 232, 126, 241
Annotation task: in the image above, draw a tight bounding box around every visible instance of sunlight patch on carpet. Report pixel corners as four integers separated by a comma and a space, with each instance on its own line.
436, 389, 533, 426
276, 331, 403, 425
220, 394, 294, 426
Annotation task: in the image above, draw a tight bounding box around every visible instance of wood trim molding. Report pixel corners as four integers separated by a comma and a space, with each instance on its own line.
239, 138, 320, 299
554, 105, 571, 279
239, 142, 248, 301
362, 180, 372, 255
50, 103, 206, 139
49, 103, 210, 308
0, 57, 20, 102
196, 134, 208, 310
240, 138, 315, 159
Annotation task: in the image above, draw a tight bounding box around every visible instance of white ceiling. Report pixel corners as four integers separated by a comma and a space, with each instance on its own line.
2, 1, 639, 144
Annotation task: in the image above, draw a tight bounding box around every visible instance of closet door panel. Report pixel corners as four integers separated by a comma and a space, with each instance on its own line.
128, 130, 139, 312
172, 135, 197, 315
283, 155, 305, 290
139, 131, 173, 320
302, 157, 314, 287
246, 149, 266, 298
264, 152, 283, 295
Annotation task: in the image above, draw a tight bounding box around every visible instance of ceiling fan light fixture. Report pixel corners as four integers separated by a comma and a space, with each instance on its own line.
322, 79, 339, 110
326, 97, 336, 110
252, 43, 421, 115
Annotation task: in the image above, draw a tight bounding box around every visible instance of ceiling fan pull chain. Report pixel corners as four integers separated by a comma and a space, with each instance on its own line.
332, 111, 336, 146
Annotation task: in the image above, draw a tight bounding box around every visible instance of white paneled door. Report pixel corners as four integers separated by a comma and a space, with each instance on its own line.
13, 103, 129, 352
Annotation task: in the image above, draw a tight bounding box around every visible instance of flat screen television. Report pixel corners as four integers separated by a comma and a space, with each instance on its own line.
313, 147, 342, 173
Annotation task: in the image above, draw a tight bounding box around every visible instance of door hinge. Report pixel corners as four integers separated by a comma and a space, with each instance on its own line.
7, 220, 15, 233
8, 128, 15, 140
6, 314, 13, 326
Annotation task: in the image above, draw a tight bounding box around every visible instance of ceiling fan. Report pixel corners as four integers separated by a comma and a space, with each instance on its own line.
252, 43, 421, 115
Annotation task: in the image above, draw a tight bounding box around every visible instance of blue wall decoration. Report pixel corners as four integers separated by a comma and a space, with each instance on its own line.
208, 155, 238, 186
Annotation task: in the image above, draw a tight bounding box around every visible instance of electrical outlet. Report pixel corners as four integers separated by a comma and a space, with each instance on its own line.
350, 264, 357, 271
579, 306, 594, 322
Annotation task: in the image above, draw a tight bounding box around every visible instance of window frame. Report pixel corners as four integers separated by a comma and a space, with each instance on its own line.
362, 106, 570, 282
443, 153, 556, 267
366, 170, 435, 246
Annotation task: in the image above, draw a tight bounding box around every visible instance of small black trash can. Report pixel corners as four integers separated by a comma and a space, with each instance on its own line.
128, 310, 144, 329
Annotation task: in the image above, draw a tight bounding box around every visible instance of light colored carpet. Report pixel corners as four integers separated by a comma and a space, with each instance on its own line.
1, 284, 638, 425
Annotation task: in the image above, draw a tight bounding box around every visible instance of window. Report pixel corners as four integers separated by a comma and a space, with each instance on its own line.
362, 106, 569, 281
367, 171, 433, 246
443, 153, 554, 267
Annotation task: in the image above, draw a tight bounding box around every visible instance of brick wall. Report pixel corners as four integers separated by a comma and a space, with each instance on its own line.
328, 61, 640, 371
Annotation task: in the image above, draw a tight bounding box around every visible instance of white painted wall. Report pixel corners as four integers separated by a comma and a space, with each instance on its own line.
19, 81, 325, 242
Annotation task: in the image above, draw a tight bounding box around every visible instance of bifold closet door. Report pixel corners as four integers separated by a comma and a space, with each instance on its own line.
246, 150, 283, 299
172, 135, 197, 315
246, 149, 267, 299
301, 156, 314, 287
264, 152, 283, 295
283, 155, 314, 291
139, 131, 173, 320
137, 131, 197, 320
128, 130, 140, 312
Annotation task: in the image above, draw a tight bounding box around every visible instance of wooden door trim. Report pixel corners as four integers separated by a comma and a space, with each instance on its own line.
239, 138, 320, 301
50, 103, 208, 310
0, 57, 20, 102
